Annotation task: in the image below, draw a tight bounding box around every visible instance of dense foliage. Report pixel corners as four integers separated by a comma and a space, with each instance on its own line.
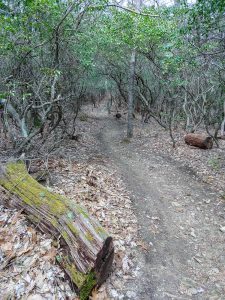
0, 0, 224, 154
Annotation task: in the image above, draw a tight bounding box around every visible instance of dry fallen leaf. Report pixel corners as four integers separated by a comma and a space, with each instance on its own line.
1, 242, 13, 252
42, 247, 57, 262
137, 240, 149, 251
90, 287, 110, 300
27, 227, 38, 243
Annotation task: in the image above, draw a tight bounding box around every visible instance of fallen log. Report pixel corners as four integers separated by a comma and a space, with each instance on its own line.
0, 161, 114, 300
185, 133, 213, 149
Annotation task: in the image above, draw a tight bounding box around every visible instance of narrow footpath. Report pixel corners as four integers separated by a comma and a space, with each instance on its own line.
96, 116, 225, 299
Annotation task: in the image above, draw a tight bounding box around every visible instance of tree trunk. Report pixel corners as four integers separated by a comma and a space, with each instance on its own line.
185, 133, 213, 149
127, 0, 142, 138
127, 49, 136, 138
221, 100, 225, 137
0, 161, 114, 300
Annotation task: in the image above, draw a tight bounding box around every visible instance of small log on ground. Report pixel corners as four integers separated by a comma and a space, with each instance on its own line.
185, 133, 213, 149
0, 161, 114, 300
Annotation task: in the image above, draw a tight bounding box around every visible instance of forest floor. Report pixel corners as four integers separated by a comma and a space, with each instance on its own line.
1, 103, 225, 299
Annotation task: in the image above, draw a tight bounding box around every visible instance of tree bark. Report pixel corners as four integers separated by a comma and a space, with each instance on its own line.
127, 49, 136, 138
220, 100, 225, 136
0, 161, 114, 300
185, 133, 213, 149
127, 0, 142, 138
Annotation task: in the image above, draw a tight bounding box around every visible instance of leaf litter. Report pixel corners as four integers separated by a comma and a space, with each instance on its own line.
6, 104, 225, 299
0, 113, 139, 299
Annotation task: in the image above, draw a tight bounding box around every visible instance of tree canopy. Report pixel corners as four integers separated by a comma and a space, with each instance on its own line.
0, 0, 224, 153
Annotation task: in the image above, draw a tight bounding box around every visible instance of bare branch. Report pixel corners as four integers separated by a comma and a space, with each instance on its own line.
105, 4, 159, 17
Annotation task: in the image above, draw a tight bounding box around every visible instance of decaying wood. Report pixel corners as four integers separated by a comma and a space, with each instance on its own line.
185, 133, 213, 149
0, 161, 114, 300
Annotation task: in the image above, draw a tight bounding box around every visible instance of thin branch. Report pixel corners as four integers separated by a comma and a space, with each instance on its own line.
105, 4, 159, 17
32, 95, 62, 109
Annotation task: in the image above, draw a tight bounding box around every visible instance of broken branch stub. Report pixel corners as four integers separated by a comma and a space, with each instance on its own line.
0, 161, 114, 300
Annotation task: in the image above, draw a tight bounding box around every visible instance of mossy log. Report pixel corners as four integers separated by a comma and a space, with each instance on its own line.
0, 161, 114, 300
185, 133, 213, 149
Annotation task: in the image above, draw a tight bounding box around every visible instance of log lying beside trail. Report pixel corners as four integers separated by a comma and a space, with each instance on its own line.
0, 161, 114, 300
185, 133, 213, 149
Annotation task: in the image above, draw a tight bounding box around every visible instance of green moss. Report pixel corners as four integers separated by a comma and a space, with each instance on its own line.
0, 162, 69, 217
51, 218, 58, 227
81, 211, 89, 218
63, 257, 96, 299
79, 271, 97, 300
61, 230, 69, 241
96, 226, 107, 236
85, 232, 94, 242
65, 261, 87, 289
77, 206, 89, 218
67, 222, 79, 236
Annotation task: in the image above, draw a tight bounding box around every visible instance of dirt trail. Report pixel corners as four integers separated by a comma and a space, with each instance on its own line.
94, 115, 225, 299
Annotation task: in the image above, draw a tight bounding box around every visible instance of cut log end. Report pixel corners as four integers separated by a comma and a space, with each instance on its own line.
185, 133, 213, 149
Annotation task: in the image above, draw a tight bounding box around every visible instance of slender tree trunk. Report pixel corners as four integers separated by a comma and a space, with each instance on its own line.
127, 0, 142, 138
127, 49, 136, 138
1, 99, 28, 138
221, 99, 225, 136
